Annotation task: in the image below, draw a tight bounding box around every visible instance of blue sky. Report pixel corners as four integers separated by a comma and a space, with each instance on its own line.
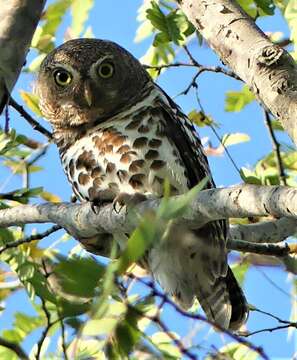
0, 1, 296, 358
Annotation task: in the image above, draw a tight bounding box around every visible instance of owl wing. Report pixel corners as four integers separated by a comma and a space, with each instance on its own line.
152, 88, 248, 329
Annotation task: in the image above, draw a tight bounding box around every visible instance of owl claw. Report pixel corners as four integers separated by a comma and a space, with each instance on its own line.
90, 199, 110, 215
113, 193, 147, 214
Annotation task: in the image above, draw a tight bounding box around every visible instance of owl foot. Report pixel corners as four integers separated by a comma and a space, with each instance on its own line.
90, 199, 112, 215
113, 192, 147, 214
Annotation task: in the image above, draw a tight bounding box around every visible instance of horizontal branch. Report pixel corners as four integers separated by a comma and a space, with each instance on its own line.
229, 217, 297, 243
0, 184, 297, 253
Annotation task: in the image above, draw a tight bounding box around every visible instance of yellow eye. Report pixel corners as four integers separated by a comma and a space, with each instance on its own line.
53, 69, 72, 86
97, 63, 114, 78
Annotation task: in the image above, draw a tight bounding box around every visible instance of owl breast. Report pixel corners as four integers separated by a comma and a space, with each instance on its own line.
60, 102, 189, 203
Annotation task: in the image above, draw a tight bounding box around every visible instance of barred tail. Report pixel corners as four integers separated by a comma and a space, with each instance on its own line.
226, 266, 249, 330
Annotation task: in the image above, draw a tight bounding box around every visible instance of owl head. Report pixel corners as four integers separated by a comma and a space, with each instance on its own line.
35, 39, 151, 129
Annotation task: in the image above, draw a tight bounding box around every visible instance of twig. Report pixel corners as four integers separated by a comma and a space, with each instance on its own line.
252, 307, 295, 324
36, 298, 52, 360
60, 318, 68, 360
0, 337, 29, 360
119, 278, 197, 360
9, 98, 52, 140
245, 323, 297, 337
263, 109, 287, 185
183, 44, 200, 66
0, 225, 62, 255
127, 274, 269, 360
189, 81, 241, 175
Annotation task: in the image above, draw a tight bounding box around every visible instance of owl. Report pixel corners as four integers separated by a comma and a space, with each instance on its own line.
36, 38, 248, 330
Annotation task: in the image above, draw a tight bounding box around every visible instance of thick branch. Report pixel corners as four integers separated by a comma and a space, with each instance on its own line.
177, 0, 297, 146
0, 0, 46, 113
1, 185, 297, 247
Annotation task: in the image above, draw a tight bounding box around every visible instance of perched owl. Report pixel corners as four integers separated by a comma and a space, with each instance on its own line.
36, 39, 248, 330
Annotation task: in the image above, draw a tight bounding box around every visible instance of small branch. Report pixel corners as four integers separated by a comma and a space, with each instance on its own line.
60, 318, 68, 360
9, 98, 52, 140
0, 225, 61, 255
263, 109, 287, 185
243, 307, 297, 337
127, 274, 269, 360
144, 63, 241, 83
183, 44, 199, 66
245, 323, 297, 336
0, 337, 29, 360
36, 297, 52, 360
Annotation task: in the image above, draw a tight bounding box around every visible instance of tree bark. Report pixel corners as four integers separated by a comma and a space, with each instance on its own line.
177, 0, 297, 146
0, 0, 46, 113
1, 184, 297, 243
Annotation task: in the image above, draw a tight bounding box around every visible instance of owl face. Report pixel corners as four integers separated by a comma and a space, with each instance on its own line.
36, 39, 150, 129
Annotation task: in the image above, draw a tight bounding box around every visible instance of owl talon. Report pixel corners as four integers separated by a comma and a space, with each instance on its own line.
113, 193, 147, 214
90, 199, 110, 215
91, 202, 100, 215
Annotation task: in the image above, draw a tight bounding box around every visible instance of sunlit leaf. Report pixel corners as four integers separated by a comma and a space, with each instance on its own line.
240, 167, 262, 185
222, 132, 250, 147
71, 0, 94, 37
225, 85, 255, 112
188, 110, 215, 127
19, 91, 42, 117
40, 191, 61, 203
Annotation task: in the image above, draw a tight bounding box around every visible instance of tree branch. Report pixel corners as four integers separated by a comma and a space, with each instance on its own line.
0, 0, 46, 113
229, 217, 297, 243
263, 109, 287, 185
0, 184, 297, 257
9, 98, 52, 139
177, 0, 297, 147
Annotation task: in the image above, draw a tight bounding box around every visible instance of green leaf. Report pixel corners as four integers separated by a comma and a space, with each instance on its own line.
187, 110, 215, 127
222, 132, 250, 147
254, 0, 275, 15
41, 0, 71, 38
231, 262, 250, 286
71, 0, 94, 37
270, 119, 284, 131
135, 0, 158, 43
117, 213, 158, 274
240, 167, 262, 185
53, 256, 104, 298
0, 346, 18, 360
19, 91, 42, 117
151, 331, 181, 358
147, 3, 194, 45
225, 85, 255, 112
215, 342, 259, 360
158, 177, 209, 220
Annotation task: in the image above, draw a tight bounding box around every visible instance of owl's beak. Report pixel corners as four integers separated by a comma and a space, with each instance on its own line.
84, 81, 93, 107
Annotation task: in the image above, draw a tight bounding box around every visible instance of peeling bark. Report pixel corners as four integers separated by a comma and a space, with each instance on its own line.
0, 0, 46, 113
177, 0, 297, 146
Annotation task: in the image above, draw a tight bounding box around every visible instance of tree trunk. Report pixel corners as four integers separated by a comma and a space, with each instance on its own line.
177, 0, 297, 147
0, 0, 46, 113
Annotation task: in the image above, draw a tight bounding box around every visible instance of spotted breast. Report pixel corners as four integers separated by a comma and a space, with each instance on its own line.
60, 88, 190, 203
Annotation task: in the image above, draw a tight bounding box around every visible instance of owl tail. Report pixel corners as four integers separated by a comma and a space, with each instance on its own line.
148, 227, 248, 330
196, 266, 248, 330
